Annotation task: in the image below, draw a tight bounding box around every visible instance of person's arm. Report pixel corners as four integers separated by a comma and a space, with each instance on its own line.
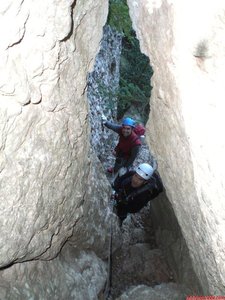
113, 171, 134, 192
152, 171, 164, 193
113, 176, 122, 192
123, 145, 140, 168
104, 121, 121, 134
126, 192, 149, 213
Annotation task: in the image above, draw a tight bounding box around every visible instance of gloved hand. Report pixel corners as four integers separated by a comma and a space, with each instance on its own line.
118, 167, 127, 177
101, 114, 107, 124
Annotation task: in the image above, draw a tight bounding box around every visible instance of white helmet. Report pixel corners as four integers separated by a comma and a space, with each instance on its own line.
135, 163, 154, 180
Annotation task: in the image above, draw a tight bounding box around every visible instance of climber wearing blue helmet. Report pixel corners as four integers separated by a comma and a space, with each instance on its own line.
101, 115, 141, 175
122, 117, 135, 127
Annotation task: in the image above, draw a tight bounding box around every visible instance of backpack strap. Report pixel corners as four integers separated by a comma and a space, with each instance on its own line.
126, 181, 154, 202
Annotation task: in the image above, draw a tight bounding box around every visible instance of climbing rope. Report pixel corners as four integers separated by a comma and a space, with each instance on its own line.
111, 169, 119, 185
103, 191, 115, 300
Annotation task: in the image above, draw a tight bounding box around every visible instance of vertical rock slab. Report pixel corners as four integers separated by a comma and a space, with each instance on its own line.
0, 246, 107, 299
0, 0, 108, 267
128, 0, 225, 294
88, 25, 122, 159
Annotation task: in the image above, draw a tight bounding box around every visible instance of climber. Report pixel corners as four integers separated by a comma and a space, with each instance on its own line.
101, 115, 141, 176
112, 163, 164, 225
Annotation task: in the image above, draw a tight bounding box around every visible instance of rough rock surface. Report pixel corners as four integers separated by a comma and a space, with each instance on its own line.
0, 0, 108, 266
128, 0, 225, 294
0, 245, 107, 300
116, 283, 192, 300
151, 192, 202, 293
110, 214, 174, 299
88, 25, 122, 159
68, 154, 121, 259
1, 0, 224, 298
0, 0, 111, 298
87, 24, 192, 298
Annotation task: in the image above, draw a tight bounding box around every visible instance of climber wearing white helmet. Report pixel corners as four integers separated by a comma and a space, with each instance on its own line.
135, 163, 154, 181
113, 163, 163, 225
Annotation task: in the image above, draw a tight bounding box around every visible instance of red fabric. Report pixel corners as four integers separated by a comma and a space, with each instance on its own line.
115, 129, 141, 158
107, 167, 114, 173
134, 124, 145, 136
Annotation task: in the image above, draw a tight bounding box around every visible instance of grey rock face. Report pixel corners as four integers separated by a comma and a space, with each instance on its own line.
88, 25, 122, 163
0, 0, 121, 298
68, 152, 121, 259
128, 0, 225, 294
0, 245, 107, 300
151, 192, 202, 293
116, 283, 192, 300
0, 0, 108, 276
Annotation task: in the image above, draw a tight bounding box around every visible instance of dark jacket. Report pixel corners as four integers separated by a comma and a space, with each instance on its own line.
113, 171, 163, 219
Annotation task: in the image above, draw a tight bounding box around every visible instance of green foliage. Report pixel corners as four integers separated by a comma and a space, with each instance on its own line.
107, 0, 153, 124
118, 34, 153, 123
107, 0, 134, 42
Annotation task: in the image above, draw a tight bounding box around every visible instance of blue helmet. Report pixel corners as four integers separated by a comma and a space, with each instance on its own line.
122, 117, 135, 127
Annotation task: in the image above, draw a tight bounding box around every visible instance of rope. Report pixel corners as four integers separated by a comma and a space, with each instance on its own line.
103, 216, 113, 299
103, 158, 158, 298
103, 192, 115, 300
111, 169, 119, 185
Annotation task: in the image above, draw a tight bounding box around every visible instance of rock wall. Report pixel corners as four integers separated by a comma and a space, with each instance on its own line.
0, 246, 107, 300
150, 192, 202, 293
128, 0, 225, 294
0, 0, 114, 298
87, 25, 122, 164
